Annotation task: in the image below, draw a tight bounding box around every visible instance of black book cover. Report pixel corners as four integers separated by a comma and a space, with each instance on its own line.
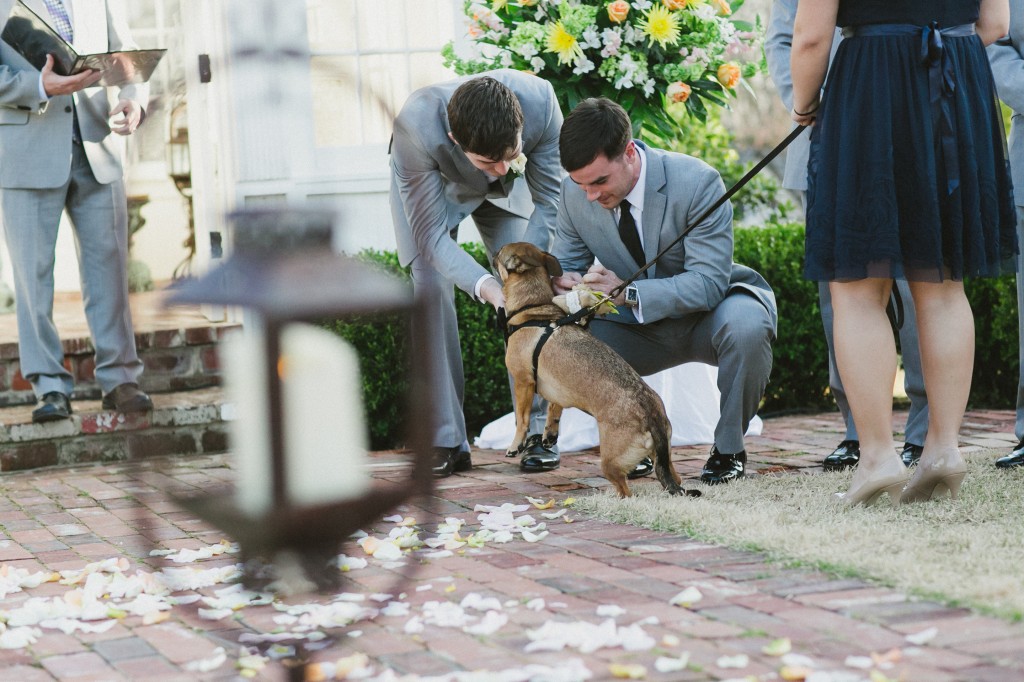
1, 0, 166, 87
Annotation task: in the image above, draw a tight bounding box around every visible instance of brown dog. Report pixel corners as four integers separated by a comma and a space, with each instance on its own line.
494, 242, 695, 498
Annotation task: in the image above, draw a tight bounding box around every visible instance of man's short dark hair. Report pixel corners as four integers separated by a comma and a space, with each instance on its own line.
447, 76, 524, 160
559, 98, 633, 172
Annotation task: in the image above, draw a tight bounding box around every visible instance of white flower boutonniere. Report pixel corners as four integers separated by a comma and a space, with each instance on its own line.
508, 153, 528, 178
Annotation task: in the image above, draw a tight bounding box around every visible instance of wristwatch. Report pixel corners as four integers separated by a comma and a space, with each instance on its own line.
624, 284, 639, 307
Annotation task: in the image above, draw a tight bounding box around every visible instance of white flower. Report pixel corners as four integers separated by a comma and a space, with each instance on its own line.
573, 57, 596, 75
601, 28, 623, 57
530, 56, 546, 73
582, 26, 602, 50
509, 153, 528, 176
631, 0, 653, 10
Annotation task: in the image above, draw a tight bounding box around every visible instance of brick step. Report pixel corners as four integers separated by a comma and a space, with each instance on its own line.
0, 385, 229, 472
0, 322, 240, 407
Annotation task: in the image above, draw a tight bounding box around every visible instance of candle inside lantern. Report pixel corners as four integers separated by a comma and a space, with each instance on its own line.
223, 323, 371, 516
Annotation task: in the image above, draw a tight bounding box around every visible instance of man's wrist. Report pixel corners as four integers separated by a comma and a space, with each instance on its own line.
474, 273, 498, 302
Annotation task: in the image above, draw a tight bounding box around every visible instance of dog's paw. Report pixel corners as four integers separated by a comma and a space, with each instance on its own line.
541, 434, 558, 450
505, 448, 518, 458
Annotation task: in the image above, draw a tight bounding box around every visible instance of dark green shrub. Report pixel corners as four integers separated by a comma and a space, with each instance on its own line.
734, 222, 831, 414
323, 244, 510, 449
966, 274, 1020, 408
326, 227, 1020, 448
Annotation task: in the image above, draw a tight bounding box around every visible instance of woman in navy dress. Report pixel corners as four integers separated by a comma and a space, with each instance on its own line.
791, 0, 1016, 506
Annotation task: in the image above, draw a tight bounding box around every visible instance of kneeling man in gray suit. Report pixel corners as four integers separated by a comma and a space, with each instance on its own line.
0, 0, 152, 423
551, 98, 777, 484
390, 71, 562, 477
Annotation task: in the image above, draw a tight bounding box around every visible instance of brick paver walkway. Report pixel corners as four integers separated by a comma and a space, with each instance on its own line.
0, 408, 1022, 681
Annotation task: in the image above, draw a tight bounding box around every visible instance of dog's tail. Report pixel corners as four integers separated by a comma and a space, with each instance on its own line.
650, 412, 701, 498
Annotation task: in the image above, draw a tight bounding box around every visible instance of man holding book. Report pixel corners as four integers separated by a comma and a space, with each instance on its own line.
0, 0, 152, 422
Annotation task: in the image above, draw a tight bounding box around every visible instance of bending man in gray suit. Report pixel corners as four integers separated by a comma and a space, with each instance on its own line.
390, 71, 563, 476
0, 0, 152, 423
988, 0, 1024, 468
551, 98, 776, 484
765, 0, 928, 469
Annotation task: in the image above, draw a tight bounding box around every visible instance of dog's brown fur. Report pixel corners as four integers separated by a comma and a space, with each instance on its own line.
494, 242, 685, 498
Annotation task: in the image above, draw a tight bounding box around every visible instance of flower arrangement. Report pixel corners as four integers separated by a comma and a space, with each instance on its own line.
442, 0, 765, 141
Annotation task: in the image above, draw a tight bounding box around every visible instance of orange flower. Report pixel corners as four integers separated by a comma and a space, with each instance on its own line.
711, 0, 731, 15
717, 63, 741, 89
666, 81, 691, 103
663, 0, 689, 9
607, 0, 630, 23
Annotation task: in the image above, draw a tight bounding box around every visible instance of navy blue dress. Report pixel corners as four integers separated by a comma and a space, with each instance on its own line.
805, 0, 1018, 282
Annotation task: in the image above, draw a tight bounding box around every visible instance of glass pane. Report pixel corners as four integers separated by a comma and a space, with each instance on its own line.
307, 0, 356, 52
310, 55, 363, 147
354, 0, 407, 52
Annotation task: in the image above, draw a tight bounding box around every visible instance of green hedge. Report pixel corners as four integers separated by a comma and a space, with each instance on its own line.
328, 228, 1020, 449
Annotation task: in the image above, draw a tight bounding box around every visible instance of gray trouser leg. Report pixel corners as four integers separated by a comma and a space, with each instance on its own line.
1015, 206, 1024, 441
590, 292, 774, 454
818, 281, 855, 440
411, 256, 467, 450
894, 279, 929, 446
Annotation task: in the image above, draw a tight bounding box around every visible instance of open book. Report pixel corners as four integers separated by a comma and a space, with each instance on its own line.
1, 0, 166, 87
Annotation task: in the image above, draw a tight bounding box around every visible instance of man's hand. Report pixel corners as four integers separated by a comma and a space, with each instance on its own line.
109, 99, 142, 135
582, 264, 627, 305
41, 54, 100, 96
479, 276, 506, 310
552, 271, 583, 294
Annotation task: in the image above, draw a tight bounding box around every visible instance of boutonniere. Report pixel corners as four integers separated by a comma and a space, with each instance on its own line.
506, 153, 528, 179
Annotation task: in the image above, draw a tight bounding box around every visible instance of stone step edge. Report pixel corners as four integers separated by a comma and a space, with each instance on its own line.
0, 386, 229, 473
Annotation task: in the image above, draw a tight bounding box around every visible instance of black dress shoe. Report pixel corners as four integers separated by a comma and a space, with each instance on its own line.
519, 434, 560, 472
996, 438, 1024, 468
432, 447, 457, 477
699, 446, 745, 484
823, 439, 860, 471
32, 391, 72, 423
900, 442, 923, 467
627, 457, 654, 479
101, 383, 153, 413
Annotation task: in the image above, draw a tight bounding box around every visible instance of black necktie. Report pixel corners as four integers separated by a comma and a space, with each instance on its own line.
618, 199, 645, 268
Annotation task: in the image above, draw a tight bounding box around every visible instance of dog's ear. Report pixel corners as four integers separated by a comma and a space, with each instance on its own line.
542, 252, 563, 277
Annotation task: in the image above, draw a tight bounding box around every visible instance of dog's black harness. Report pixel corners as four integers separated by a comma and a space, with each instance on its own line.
502, 302, 575, 386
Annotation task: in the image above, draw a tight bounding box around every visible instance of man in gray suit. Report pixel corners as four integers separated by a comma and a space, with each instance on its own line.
0, 0, 152, 423
390, 71, 563, 476
988, 0, 1024, 468
765, 0, 929, 469
551, 98, 776, 484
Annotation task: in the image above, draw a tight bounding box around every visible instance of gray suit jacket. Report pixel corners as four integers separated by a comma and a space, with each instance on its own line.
390, 69, 563, 295
988, 0, 1024, 207
764, 0, 840, 191
0, 0, 148, 188
553, 142, 777, 330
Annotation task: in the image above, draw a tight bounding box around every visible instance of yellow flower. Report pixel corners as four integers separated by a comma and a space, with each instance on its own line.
545, 21, 584, 65
711, 0, 732, 15
492, 0, 508, 10
607, 0, 630, 23
638, 5, 682, 49
519, 0, 539, 5
666, 81, 691, 103
717, 62, 741, 88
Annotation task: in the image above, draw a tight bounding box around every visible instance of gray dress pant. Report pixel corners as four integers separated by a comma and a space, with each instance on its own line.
589, 291, 775, 455
0, 142, 142, 397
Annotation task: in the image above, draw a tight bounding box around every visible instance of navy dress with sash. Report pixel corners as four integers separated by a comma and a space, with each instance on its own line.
805, 0, 1018, 282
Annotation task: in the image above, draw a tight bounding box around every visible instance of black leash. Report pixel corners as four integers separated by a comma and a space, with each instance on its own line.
558, 124, 809, 327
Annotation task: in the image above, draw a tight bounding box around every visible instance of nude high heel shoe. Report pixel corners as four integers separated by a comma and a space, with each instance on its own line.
900, 447, 967, 504
836, 457, 909, 508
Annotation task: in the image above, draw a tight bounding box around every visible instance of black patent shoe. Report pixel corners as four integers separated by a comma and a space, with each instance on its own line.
432, 447, 458, 478
519, 434, 560, 472
627, 457, 654, 479
32, 391, 72, 423
823, 439, 860, 471
996, 438, 1024, 468
900, 442, 923, 468
699, 446, 746, 485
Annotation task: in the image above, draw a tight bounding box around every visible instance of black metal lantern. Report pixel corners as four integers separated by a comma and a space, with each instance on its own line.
164, 206, 435, 591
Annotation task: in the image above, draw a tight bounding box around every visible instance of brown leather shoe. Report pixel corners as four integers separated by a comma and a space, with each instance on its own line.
101, 383, 153, 413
